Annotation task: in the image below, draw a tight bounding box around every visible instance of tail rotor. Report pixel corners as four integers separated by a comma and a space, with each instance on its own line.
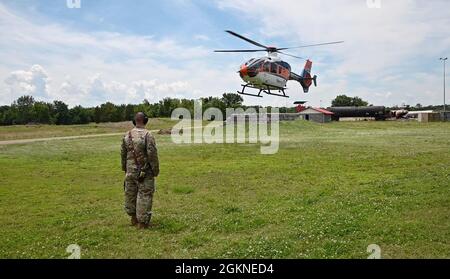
290, 60, 318, 93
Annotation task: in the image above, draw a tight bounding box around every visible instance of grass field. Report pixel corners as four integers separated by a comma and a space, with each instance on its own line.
0, 120, 449, 259
0, 118, 178, 141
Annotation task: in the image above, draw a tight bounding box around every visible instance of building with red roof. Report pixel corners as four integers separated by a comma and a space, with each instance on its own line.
298, 107, 334, 123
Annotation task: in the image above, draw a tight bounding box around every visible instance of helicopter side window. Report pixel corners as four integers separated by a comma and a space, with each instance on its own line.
263, 62, 270, 72
249, 61, 263, 70
281, 61, 291, 71
270, 63, 277, 74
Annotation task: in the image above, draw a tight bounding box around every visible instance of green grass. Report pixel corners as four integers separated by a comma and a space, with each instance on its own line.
0, 120, 449, 258
0, 118, 178, 141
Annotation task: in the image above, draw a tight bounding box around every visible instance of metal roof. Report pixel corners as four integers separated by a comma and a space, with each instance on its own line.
299, 107, 334, 115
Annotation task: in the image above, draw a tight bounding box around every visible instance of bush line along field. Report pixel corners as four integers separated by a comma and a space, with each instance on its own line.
0, 120, 449, 258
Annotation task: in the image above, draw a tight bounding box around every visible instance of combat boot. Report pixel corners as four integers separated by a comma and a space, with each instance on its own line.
137, 222, 149, 229
130, 216, 138, 226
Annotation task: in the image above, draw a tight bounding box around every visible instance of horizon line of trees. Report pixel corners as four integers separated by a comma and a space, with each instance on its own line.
0, 93, 295, 126
331, 94, 445, 111
0, 94, 444, 126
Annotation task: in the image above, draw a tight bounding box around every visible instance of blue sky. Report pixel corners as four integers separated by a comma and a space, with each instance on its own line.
0, 0, 449, 108
3, 0, 240, 44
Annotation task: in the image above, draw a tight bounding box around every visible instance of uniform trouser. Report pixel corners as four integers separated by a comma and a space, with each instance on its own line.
124, 173, 155, 224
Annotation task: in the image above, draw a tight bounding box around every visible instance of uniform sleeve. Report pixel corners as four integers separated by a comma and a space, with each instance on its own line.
146, 133, 160, 177
121, 136, 127, 172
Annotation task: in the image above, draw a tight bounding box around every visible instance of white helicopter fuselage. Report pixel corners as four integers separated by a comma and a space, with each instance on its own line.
242, 71, 288, 90
239, 55, 290, 90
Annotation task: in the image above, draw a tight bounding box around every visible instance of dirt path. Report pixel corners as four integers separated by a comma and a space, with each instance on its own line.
0, 133, 127, 146
0, 123, 225, 146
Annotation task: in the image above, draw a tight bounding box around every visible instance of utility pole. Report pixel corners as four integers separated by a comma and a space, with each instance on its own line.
440, 57, 447, 113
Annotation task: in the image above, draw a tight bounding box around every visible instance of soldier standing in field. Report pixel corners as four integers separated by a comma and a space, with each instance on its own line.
121, 112, 160, 229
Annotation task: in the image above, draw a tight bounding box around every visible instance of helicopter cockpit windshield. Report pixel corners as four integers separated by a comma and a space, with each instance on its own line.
245, 58, 264, 77
245, 58, 256, 66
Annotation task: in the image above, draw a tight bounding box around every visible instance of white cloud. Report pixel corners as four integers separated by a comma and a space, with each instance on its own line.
59, 78, 86, 104
55, 73, 194, 106
131, 80, 191, 101
4, 64, 50, 99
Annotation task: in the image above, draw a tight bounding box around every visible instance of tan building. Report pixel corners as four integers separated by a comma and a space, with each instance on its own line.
417, 112, 441, 123
298, 107, 334, 123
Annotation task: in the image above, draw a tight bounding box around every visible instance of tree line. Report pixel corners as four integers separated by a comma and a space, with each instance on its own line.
2, 94, 441, 126
331, 94, 445, 112
1, 93, 297, 126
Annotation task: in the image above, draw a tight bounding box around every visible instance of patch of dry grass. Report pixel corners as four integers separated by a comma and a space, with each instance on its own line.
0, 119, 178, 141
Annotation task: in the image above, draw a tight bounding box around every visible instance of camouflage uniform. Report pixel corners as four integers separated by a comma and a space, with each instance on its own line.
121, 128, 160, 225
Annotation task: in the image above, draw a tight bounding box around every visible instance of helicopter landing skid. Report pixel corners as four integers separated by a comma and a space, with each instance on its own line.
237, 84, 263, 98
238, 84, 289, 98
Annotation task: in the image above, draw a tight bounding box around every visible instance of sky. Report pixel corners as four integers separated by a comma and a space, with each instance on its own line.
0, 0, 449, 108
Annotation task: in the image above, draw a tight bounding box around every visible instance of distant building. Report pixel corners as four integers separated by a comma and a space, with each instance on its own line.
298, 107, 334, 123
225, 113, 302, 124
225, 108, 334, 124
406, 110, 434, 118
417, 112, 441, 123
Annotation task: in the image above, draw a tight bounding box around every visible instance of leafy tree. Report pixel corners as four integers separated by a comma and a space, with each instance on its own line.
0, 106, 10, 125
33, 101, 52, 124
98, 102, 118, 122
332, 95, 352, 107
15, 95, 35, 124
180, 99, 194, 116
158, 98, 181, 117
332, 95, 369, 107
93, 106, 102, 123
1, 105, 18, 125
70, 105, 91, 124
221, 93, 243, 108
124, 104, 135, 121
351, 96, 369, 107
53, 100, 71, 125
113, 104, 125, 122
134, 100, 153, 119
202, 96, 226, 118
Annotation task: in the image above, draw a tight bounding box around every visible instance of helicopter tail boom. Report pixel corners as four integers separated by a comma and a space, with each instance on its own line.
290, 59, 317, 93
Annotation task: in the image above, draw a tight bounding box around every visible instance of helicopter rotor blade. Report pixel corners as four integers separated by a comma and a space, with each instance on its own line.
278, 41, 344, 50
225, 30, 269, 49
277, 51, 305, 60
214, 49, 268, 53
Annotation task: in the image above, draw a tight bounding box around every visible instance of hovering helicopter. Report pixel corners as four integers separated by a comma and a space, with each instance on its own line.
215, 30, 343, 98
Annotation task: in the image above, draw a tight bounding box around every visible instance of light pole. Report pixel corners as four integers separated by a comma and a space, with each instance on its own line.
440, 57, 447, 113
